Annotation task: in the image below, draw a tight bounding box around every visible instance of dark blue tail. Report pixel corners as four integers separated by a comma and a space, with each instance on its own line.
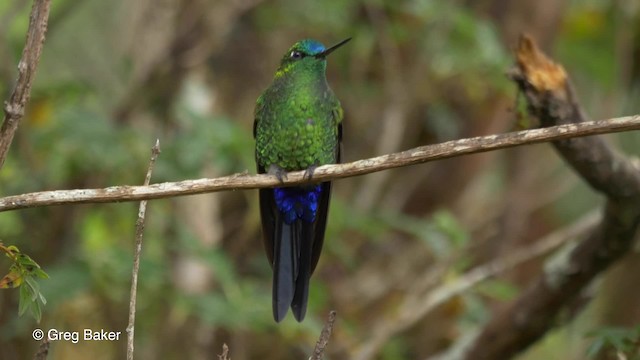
259, 182, 332, 322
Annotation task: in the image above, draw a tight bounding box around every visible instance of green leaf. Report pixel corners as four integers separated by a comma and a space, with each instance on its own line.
31, 300, 43, 323
586, 337, 604, 358
24, 276, 40, 300
585, 326, 640, 358
16, 253, 40, 268
432, 210, 469, 248
38, 291, 47, 306
18, 285, 31, 316
476, 279, 519, 301
32, 267, 49, 279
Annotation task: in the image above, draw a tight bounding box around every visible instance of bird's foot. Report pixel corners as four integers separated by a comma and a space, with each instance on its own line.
303, 164, 319, 181
268, 164, 288, 183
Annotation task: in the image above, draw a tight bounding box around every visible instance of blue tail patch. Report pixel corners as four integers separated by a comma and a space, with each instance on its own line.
274, 185, 322, 224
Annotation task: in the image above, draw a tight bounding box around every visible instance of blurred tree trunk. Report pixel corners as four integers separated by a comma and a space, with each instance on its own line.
592, 7, 640, 355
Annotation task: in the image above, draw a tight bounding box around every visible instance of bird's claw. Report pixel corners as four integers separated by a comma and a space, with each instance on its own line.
268, 164, 288, 184
303, 164, 318, 181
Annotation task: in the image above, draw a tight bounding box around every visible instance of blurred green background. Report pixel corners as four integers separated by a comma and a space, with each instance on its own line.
1, 0, 639, 359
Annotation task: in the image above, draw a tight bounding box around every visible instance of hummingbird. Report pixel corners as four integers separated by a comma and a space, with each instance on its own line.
254, 38, 349, 322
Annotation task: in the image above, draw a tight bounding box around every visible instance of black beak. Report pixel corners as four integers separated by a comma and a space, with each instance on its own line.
315, 37, 351, 59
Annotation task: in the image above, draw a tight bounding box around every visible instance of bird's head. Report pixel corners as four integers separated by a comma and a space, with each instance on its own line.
274, 38, 351, 79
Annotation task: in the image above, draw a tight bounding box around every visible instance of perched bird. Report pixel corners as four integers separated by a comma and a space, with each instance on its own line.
254, 38, 349, 322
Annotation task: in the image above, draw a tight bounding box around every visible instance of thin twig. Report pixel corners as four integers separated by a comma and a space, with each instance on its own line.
218, 343, 230, 360
0, 0, 52, 171
126, 140, 161, 360
310, 310, 338, 360
32, 338, 49, 360
0, 115, 638, 212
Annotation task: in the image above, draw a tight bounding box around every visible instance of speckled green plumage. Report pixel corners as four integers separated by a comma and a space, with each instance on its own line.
254, 41, 343, 172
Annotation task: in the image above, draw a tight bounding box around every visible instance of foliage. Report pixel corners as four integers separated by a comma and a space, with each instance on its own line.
0, 242, 49, 322
586, 326, 640, 359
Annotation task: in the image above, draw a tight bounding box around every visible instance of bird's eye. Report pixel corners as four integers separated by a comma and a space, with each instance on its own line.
290, 51, 303, 60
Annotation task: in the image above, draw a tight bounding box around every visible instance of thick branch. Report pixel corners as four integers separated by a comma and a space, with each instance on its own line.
0, 0, 51, 170
0, 116, 638, 212
510, 36, 640, 197
462, 35, 640, 360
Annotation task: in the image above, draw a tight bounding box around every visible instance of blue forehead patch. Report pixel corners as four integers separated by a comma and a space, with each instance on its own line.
299, 39, 326, 55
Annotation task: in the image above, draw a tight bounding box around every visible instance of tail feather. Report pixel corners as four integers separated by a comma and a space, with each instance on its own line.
291, 221, 313, 321
273, 221, 295, 322
310, 182, 332, 273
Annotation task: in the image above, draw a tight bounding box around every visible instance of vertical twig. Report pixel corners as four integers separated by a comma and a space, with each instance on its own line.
32, 338, 49, 360
218, 343, 230, 360
0, 0, 52, 171
310, 310, 338, 360
126, 139, 161, 360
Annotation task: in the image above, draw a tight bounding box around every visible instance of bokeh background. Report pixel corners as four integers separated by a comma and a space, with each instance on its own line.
1, 0, 639, 359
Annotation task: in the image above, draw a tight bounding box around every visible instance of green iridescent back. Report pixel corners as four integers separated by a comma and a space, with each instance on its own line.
254, 40, 343, 172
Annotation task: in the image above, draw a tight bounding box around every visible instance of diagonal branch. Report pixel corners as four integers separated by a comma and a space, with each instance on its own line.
354, 211, 600, 360
460, 35, 640, 360
311, 310, 338, 360
0, 0, 51, 171
0, 115, 638, 212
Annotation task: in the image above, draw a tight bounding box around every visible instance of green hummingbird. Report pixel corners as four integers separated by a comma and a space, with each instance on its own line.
254, 38, 350, 322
